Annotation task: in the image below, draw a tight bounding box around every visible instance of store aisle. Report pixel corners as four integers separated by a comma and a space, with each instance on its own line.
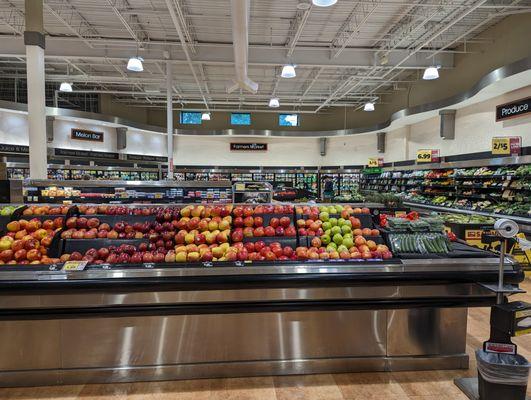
1, 279, 530, 400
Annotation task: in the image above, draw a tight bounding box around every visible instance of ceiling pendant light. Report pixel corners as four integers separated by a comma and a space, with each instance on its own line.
312, 0, 338, 6
363, 102, 375, 112
423, 66, 439, 80
59, 82, 72, 92
269, 98, 280, 108
281, 64, 296, 78
201, 112, 211, 121
127, 56, 144, 72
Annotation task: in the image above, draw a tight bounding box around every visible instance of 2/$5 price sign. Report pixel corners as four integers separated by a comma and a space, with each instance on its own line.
368, 158, 383, 167
492, 136, 522, 156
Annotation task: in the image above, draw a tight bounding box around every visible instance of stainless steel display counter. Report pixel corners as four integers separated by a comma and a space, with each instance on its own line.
0, 257, 523, 387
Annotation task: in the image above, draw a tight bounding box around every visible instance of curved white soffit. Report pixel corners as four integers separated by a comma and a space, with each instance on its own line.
0, 56, 529, 138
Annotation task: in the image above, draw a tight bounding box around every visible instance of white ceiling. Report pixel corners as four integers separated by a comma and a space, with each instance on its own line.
0, 0, 530, 112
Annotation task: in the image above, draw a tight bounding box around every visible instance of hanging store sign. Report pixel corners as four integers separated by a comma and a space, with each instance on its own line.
54, 148, 119, 160
230, 143, 268, 151
367, 158, 383, 167
0, 143, 29, 154
127, 154, 168, 162
416, 149, 440, 163
71, 128, 104, 142
496, 97, 530, 122
491, 136, 521, 156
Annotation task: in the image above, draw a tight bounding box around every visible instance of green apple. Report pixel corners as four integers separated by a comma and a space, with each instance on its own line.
321, 234, 331, 245
329, 217, 338, 227
331, 226, 341, 236
343, 220, 352, 228
322, 221, 332, 231
337, 245, 348, 254
319, 212, 329, 222
336, 205, 344, 212
338, 218, 346, 226
333, 233, 343, 245
342, 237, 354, 249
341, 225, 352, 235
343, 233, 353, 239
325, 229, 331, 236
319, 206, 329, 213
329, 207, 337, 215
326, 243, 337, 252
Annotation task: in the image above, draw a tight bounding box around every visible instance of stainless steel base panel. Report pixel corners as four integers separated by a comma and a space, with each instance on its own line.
0, 308, 469, 387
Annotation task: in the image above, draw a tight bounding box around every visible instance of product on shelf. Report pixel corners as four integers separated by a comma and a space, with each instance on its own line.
0, 218, 61, 264
0, 205, 18, 216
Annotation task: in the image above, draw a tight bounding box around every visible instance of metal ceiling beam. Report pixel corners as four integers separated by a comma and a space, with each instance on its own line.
286, 4, 313, 57
164, 0, 208, 109
171, 0, 197, 54
0, 36, 455, 69
0, 0, 24, 35
44, 0, 100, 49
331, 0, 381, 58
105, 0, 148, 45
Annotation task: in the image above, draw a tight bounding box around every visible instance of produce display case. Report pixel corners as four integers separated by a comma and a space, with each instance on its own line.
4, 162, 161, 181
0, 201, 524, 386
20, 180, 233, 204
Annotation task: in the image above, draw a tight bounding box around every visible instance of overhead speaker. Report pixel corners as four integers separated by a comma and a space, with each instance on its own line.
377, 132, 386, 153
439, 109, 456, 140
116, 127, 127, 150
320, 137, 327, 156
46, 116, 54, 143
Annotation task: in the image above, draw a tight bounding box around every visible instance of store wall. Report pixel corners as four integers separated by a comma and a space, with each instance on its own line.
0, 110, 28, 145
0, 84, 529, 166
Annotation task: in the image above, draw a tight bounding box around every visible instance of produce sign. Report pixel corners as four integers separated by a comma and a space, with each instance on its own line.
71, 128, 104, 142
127, 154, 168, 162
0, 143, 29, 154
416, 149, 440, 163
368, 158, 383, 167
230, 143, 267, 151
496, 96, 530, 121
491, 137, 521, 156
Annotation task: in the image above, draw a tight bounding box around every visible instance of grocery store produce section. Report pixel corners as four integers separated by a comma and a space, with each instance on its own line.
361, 162, 530, 219
0, 199, 523, 387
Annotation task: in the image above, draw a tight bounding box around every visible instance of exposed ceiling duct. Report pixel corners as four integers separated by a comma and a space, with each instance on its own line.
227, 0, 259, 94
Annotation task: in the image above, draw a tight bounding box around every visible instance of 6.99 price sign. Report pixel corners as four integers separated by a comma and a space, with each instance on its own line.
417, 149, 440, 163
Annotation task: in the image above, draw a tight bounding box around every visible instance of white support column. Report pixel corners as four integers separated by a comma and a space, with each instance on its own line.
25, 0, 47, 179
166, 60, 174, 180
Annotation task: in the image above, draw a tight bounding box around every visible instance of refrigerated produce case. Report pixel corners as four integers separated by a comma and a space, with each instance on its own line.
0, 256, 522, 387
20, 180, 233, 204
4, 162, 161, 181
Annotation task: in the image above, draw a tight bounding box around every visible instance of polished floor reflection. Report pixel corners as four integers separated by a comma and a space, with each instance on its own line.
1, 279, 530, 400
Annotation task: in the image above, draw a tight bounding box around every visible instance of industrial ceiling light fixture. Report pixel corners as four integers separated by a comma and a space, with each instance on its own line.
59, 82, 72, 92
201, 112, 211, 121
269, 98, 280, 108
312, 0, 338, 6
281, 64, 296, 78
127, 56, 144, 72
423, 66, 439, 80
363, 102, 375, 112
60, 64, 72, 92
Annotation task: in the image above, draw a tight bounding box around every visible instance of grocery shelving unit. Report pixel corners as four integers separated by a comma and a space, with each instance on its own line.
360, 156, 530, 223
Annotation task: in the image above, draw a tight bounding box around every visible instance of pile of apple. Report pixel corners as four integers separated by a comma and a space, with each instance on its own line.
307, 235, 392, 260
22, 205, 70, 216
251, 204, 294, 214
231, 215, 295, 240
173, 243, 246, 262
63, 243, 170, 264
0, 219, 62, 264
77, 205, 182, 217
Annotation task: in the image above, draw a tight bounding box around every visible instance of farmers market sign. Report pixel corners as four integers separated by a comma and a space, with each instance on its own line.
496, 97, 530, 122
491, 137, 521, 156
230, 143, 267, 151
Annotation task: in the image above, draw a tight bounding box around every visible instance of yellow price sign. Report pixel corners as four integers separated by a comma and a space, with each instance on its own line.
368, 158, 379, 167
492, 137, 510, 155
417, 149, 433, 163
62, 260, 88, 271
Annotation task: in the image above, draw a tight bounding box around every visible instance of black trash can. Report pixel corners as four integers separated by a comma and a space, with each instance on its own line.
476, 350, 530, 400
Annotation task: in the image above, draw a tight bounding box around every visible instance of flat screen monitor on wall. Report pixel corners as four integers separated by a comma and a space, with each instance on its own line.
180, 111, 202, 125
279, 114, 299, 127
231, 113, 251, 126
